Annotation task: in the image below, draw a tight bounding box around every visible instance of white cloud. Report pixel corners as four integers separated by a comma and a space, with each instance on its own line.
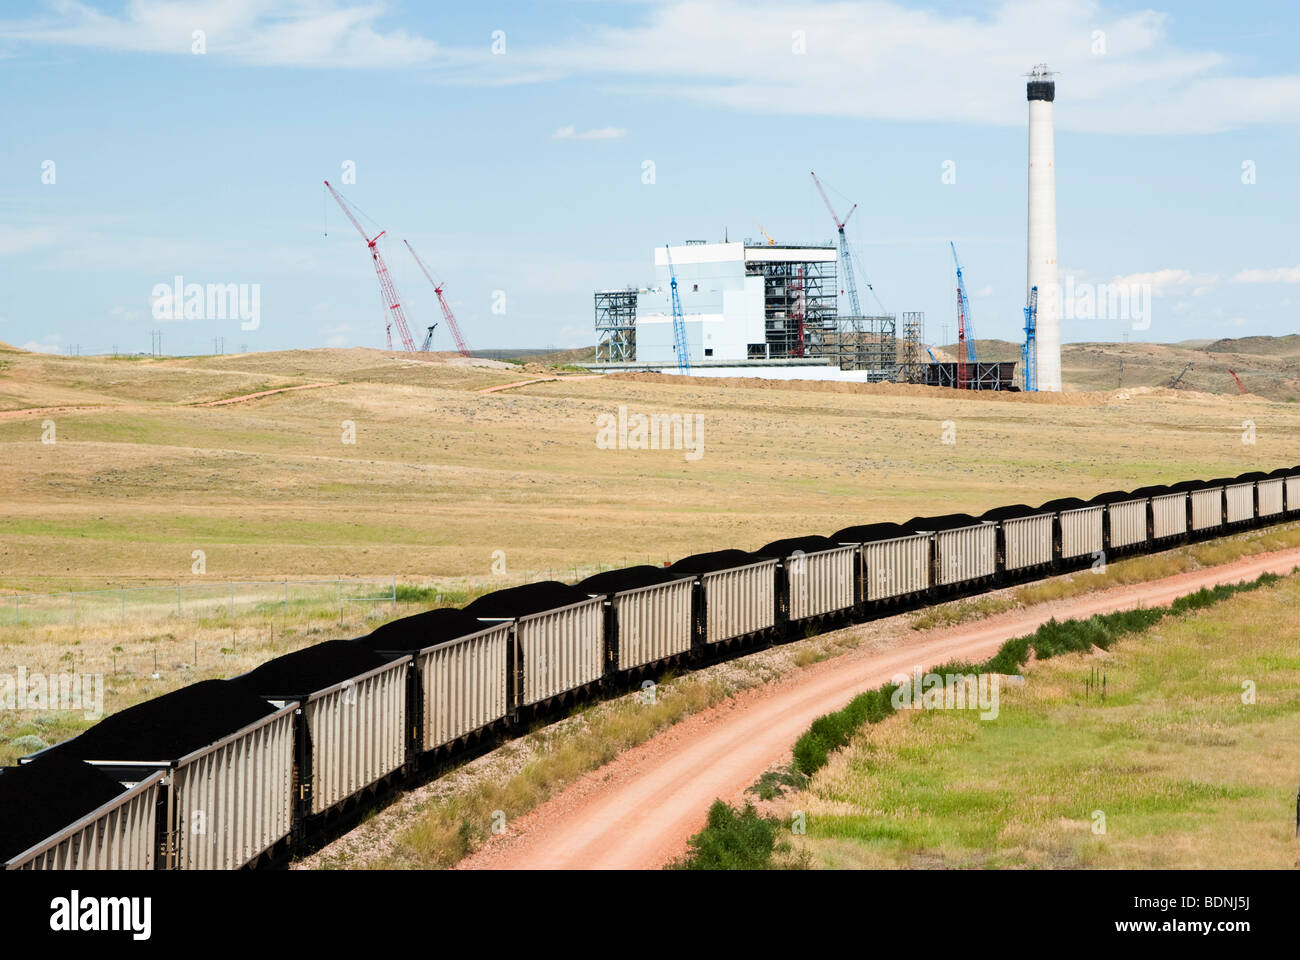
21, 337, 61, 353
552, 124, 627, 140
492, 0, 1300, 135
1232, 265, 1300, 284
326, 334, 347, 346
0, 0, 439, 68
0, 224, 60, 256
1110, 269, 1216, 295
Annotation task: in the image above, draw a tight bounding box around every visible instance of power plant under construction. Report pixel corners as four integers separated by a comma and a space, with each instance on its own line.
585, 64, 1065, 392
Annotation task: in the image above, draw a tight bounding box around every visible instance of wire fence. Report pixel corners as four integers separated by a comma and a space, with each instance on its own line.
1, 578, 399, 629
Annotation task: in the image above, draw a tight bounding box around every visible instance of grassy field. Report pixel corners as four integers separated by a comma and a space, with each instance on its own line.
1, 340, 1295, 597
782, 573, 1300, 869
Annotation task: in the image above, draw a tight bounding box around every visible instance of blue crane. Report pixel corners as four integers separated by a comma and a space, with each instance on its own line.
1021, 285, 1038, 392
664, 245, 691, 375
949, 242, 979, 367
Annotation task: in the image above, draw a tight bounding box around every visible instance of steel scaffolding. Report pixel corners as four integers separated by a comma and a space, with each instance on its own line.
594, 288, 638, 363
746, 256, 837, 359
899, 311, 925, 383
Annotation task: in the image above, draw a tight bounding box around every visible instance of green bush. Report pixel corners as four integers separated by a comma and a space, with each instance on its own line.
671, 801, 780, 870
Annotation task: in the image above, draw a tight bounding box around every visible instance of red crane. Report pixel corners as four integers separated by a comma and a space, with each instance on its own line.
323, 180, 417, 353
1228, 369, 1248, 394
403, 240, 471, 357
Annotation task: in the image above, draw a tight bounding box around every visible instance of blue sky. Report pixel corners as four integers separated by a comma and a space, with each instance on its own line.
1, 0, 1297, 355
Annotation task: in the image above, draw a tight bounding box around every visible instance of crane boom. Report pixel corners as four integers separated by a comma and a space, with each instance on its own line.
810, 171, 861, 316
323, 180, 417, 353
1022, 285, 1038, 392
665, 245, 691, 374
403, 240, 471, 357
950, 241, 978, 369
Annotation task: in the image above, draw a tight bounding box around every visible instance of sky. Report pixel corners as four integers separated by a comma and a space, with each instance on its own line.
0, 0, 1297, 356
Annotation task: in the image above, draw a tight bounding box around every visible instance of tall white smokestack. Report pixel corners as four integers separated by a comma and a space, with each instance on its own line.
1026, 64, 1062, 392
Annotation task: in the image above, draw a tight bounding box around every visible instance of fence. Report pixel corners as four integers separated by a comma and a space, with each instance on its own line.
2, 579, 398, 629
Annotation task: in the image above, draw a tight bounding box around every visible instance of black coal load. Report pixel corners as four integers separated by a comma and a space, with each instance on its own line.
902, 513, 984, 533
233, 639, 398, 699
1236, 471, 1269, 483
1266, 468, 1292, 479
51, 679, 278, 764
668, 549, 760, 576
1168, 479, 1209, 492
577, 565, 677, 595
1084, 490, 1138, 506
357, 608, 487, 653
831, 521, 911, 543
0, 753, 130, 863
1129, 484, 1172, 498
979, 503, 1044, 521
1040, 495, 1092, 511
462, 581, 591, 619
754, 535, 841, 558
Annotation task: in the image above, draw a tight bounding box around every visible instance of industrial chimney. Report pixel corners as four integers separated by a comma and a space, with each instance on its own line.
1026, 64, 1062, 392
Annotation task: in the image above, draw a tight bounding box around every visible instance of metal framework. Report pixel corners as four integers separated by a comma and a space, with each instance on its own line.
745, 256, 837, 360
924, 361, 1018, 391
899, 311, 925, 384
594, 289, 638, 363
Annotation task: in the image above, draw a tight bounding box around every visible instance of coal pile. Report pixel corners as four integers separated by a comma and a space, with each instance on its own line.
754, 536, 841, 558
979, 504, 1044, 521
358, 608, 487, 652
1237, 471, 1270, 482
463, 581, 591, 619
668, 549, 760, 575
902, 513, 984, 532
577, 566, 677, 595
53, 680, 278, 764
1083, 491, 1139, 506
831, 522, 911, 543
0, 753, 131, 863
1130, 484, 1172, 498
234, 639, 398, 698
1041, 496, 1092, 511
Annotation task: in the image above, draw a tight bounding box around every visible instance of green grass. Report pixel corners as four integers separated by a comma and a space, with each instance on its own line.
795, 572, 1300, 869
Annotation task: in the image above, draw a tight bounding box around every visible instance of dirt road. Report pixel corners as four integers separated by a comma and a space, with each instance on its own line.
458, 547, 1300, 870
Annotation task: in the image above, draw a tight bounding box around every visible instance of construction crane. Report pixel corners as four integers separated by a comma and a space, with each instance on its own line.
1170, 362, 1193, 389
791, 266, 806, 358
403, 240, 471, 358
664, 245, 691, 374
323, 180, 417, 353
950, 241, 979, 365
810, 171, 861, 316
1228, 369, 1248, 394
421, 323, 438, 352
1021, 285, 1038, 392
752, 219, 776, 245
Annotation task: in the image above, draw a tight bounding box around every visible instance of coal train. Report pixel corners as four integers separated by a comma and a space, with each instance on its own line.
3, 467, 1297, 870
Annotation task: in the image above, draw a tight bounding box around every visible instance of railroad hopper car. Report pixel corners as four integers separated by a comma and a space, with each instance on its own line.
356, 608, 511, 758
668, 550, 779, 650
20, 680, 296, 869
1214, 476, 1257, 527
233, 640, 409, 822
1082, 491, 1147, 557
833, 522, 931, 607
578, 566, 693, 673
1250, 470, 1287, 520
1284, 466, 1300, 514
1131, 485, 1189, 543
754, 536, 857, 629
901, 514, 997, 591
463, 582, 605, 711
1039, 496, 1108, 563
1170, 479, 1226, 537
979, 504, 1055, 578
1, 755, 163, 870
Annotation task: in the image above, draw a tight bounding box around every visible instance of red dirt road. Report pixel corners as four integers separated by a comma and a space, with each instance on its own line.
458, 547, 1300, 871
